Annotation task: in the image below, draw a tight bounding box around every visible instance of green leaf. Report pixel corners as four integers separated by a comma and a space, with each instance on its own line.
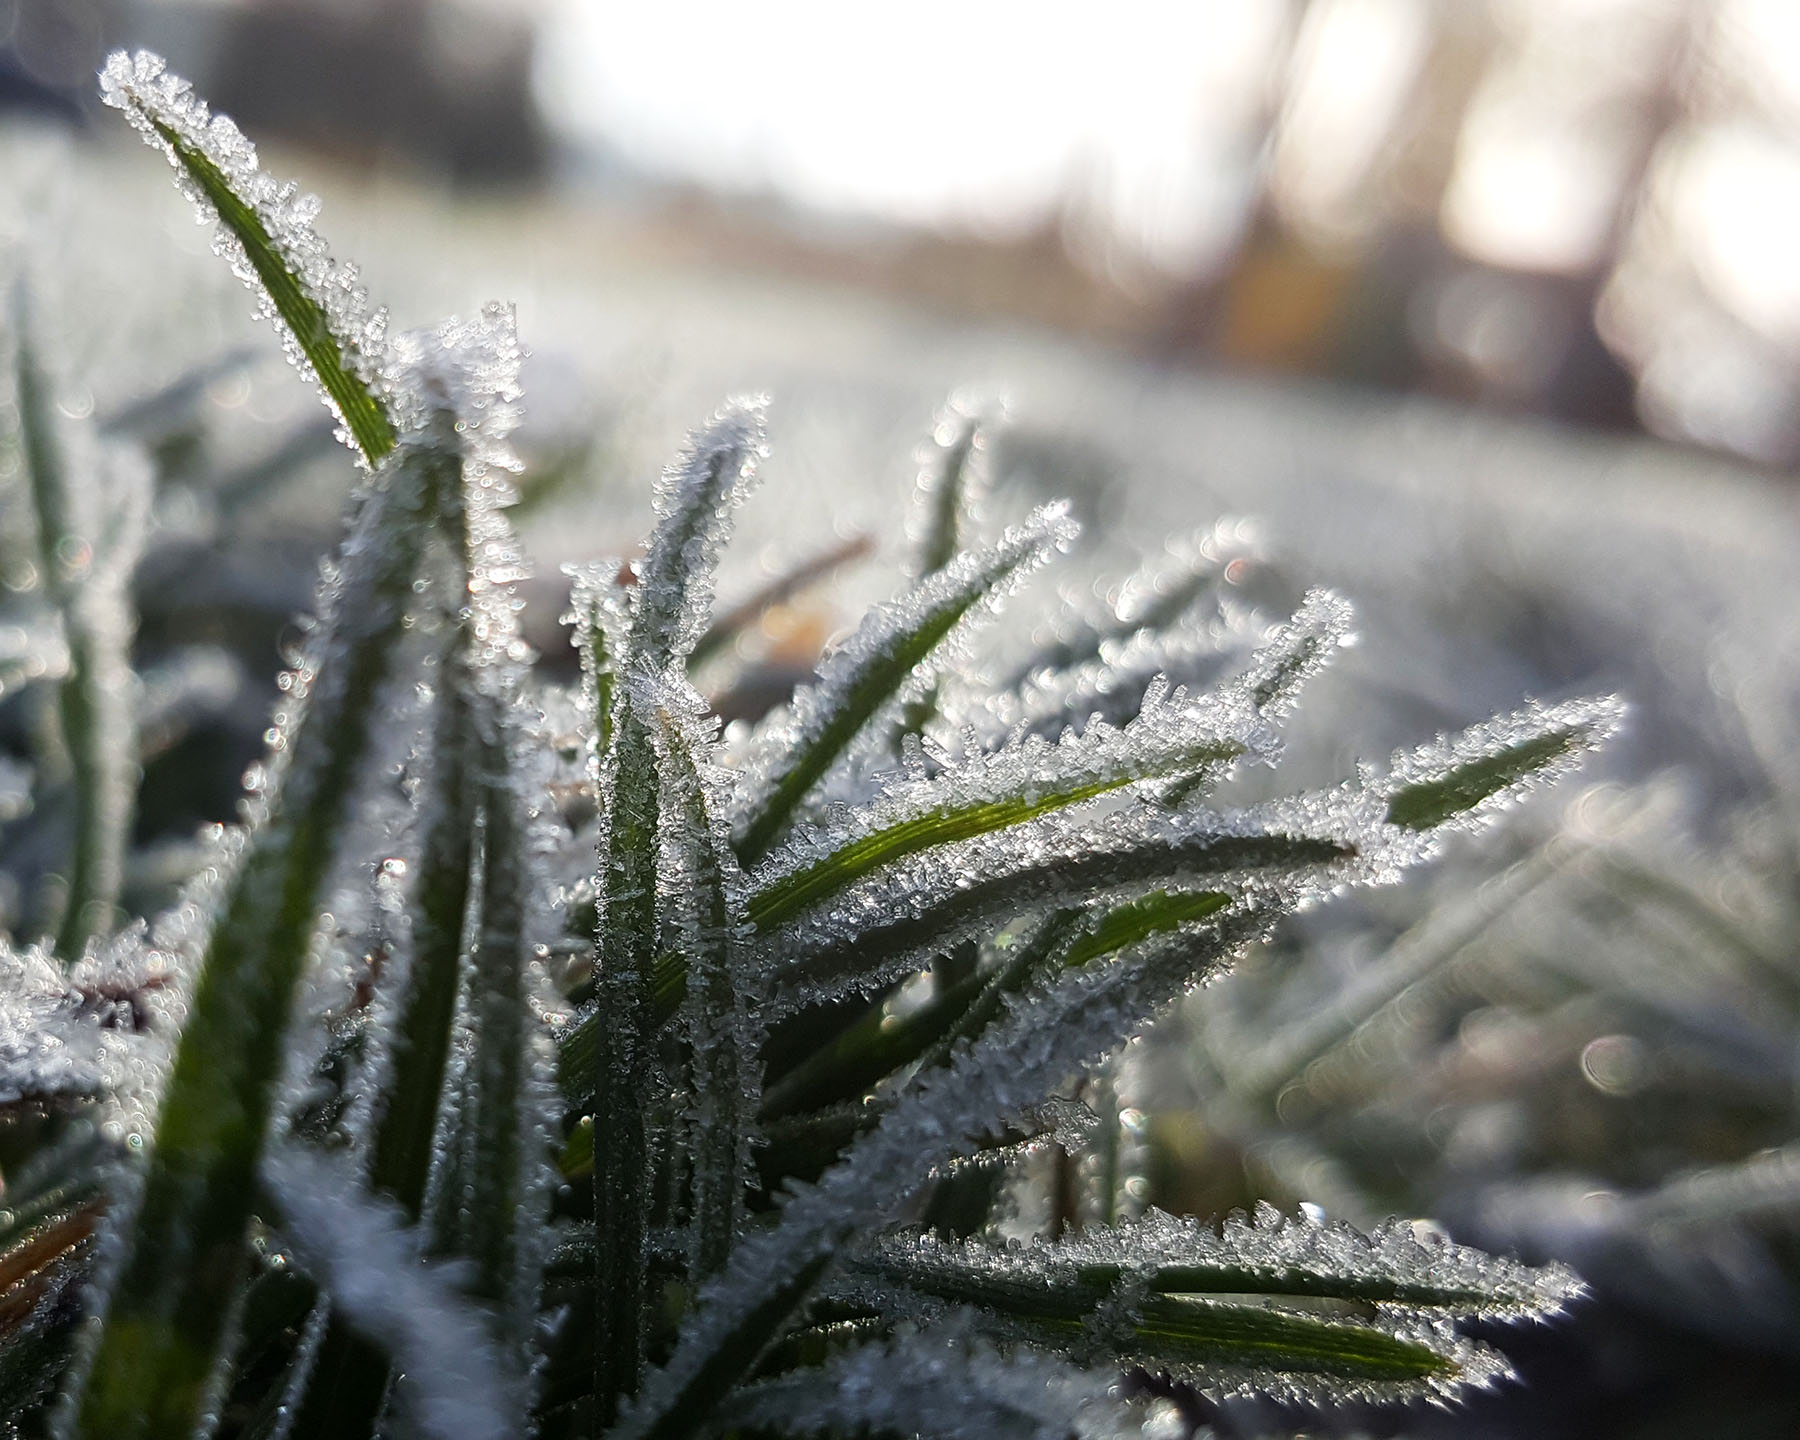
1383, 696, 1624, 831
65, 437, 452, 1440
12, 286, 139, 962
100, 51, 395, 467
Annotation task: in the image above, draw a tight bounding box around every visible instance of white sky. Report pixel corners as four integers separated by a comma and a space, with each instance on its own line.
533, 0, 1292, 273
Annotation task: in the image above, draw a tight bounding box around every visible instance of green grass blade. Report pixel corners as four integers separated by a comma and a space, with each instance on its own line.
1383, 696, 1625, 831
64, 437, 451, 1440
641, 674, 751, 1278
733, 504, 1079, 867
592, 691, 660, 1423
768, 807, 1353, 1005
747, 682, 1255, 932
628, 402, 765, 665
909, 396, 992, 580
12, 287, 141, 962
100, 51, 395, 467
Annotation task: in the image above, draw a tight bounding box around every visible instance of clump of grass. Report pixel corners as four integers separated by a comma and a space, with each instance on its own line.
0, 51, 1622, 1440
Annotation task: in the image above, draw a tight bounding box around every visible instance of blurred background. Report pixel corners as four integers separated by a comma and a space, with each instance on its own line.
11, 0, 1800, 463
4, 1, 1800, 1437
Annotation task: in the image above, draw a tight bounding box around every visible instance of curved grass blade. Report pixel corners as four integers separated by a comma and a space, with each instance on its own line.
764, 796, 1365, 1007
63, 433, 454, 1440
747, 678, 1263, 934
733, 503, 1079, 867
100, 51, 395, 467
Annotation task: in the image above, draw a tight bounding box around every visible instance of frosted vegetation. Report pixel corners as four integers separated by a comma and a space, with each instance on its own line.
0, 51, 1628, 1440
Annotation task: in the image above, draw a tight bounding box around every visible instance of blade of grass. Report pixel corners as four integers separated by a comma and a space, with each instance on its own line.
64, 436, 452, 1440
101, 51, 395, 468
12, 286, 138, 963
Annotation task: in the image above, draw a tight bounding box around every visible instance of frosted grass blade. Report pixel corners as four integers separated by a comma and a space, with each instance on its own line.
733, 504, 1079, 866
592, 688, 661, 1421
764, 796, 1365, 1006
909, 394, 995, 581
860, 1204, 1580, 1323
12, 288, 144, 962
746, 678, 1265, 933
64, 433, 455, 1440
639, 672, 752, 1277
629, 400, 766, 665
1236, 587, 1354, 720
566, 560, 634, 766
1382, 696, 1626, 831
100, 51, 395, 466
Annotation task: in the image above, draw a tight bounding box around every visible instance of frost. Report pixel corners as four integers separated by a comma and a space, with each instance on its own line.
1233, 587, 1355, 721
1380, 694, 1627, 831
0, 927, 173, 1115
636, 667, 757, 1275
747, 673, 1273, 939
735, 1324, 1131, 1440
860, 1202, 1582, 1323
758, 789, 1393, 1008
262, 1145, 521, 1440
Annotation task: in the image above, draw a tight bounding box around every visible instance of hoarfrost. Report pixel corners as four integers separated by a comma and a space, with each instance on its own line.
758, 789, 1395, 1007
861, 1202, 1582, 1323
735, 1323, 1132, 1440
1379, 695, 1628, 832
